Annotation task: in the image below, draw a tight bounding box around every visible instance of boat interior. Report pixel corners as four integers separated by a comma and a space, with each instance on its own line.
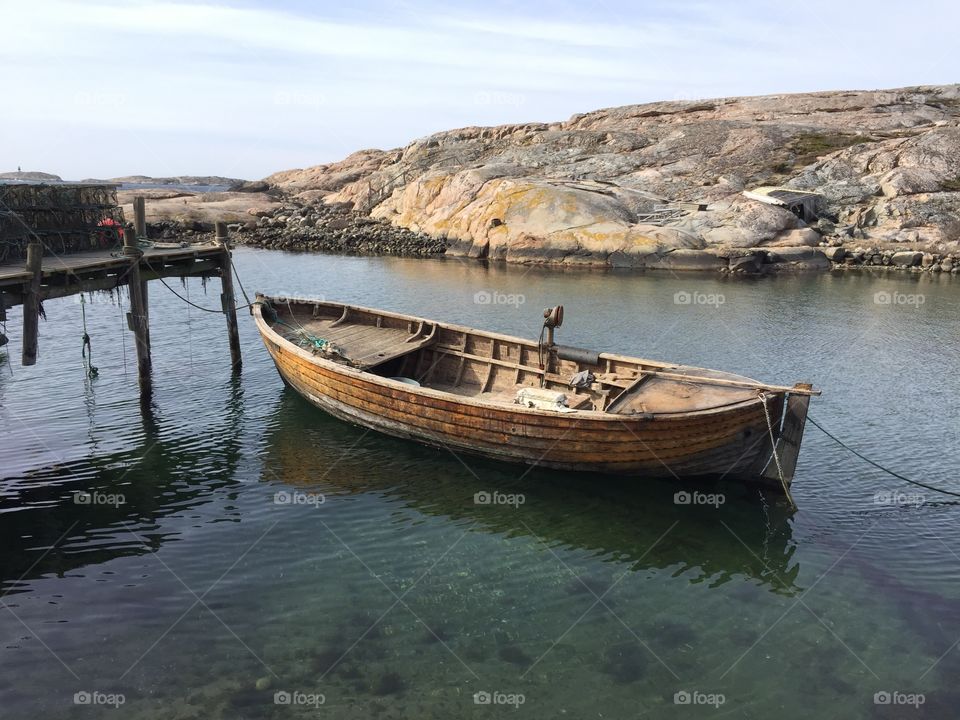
261, 299, 768, 416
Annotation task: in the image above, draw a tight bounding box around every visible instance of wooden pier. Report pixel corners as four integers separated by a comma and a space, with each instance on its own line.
0, 197, 243, 397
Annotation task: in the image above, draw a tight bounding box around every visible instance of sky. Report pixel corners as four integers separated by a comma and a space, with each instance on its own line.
2, 0, 957, 180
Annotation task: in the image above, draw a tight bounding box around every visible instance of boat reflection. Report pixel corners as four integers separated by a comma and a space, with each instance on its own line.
263, 389, 802, 595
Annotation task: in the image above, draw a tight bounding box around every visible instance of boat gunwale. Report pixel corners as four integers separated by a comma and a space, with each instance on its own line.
253, 297, 773, 421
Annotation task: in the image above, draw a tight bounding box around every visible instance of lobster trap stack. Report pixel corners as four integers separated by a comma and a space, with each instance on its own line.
0, 182, 125, 263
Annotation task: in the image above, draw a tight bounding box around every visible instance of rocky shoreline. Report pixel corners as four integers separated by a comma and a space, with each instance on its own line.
146, 200, 447, 256
130, 84, 960, 276
259, 84, 960, 273
145, 201, 958, 276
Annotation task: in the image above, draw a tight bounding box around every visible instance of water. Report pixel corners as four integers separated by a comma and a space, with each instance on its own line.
1, 250, 959, 718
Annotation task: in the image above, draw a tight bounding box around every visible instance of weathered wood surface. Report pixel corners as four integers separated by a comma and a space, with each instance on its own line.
254, 298, 809, 483
124, 228, 152, 394
21, 241, 43, 366
133, 196, 147, 239
0, 240, 234, 379
0, 245, 228, 296
218, 244, 242, 374
762, 383, 813, 484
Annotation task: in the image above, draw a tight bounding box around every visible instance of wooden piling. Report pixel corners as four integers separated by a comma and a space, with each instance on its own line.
133, 196, 147, 239
123, 227, 152, 393
21, 241, 43, 366
140, 279, 151, 351
216, 226, 242, 373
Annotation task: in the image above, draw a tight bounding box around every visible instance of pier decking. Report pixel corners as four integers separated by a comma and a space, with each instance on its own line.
0, 244, 227, 300
1, 182, 244, 396
0, 232, 243, 396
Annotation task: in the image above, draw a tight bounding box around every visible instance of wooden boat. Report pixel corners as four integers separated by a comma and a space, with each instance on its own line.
252, 296, 819, 492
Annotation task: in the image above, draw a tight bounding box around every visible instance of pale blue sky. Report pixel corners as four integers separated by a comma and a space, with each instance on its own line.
3, 0, 956, 179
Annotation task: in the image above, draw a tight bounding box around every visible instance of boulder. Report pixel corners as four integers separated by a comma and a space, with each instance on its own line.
232, 180, 271, 193
325, 218, 352, 230
728, 253, 763, 273
879, 168, 941, 198
649, 249, 725, 271
765, 247, 831, 270
821, 247, 847, 262
891, 251, 923, 267
764, 227, 822, 247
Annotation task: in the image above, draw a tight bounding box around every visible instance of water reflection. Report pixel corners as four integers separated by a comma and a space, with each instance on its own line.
0, 390, 246, 594
262, 389, 802, 595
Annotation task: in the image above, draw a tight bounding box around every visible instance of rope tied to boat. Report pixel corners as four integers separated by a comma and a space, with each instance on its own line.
262, 299, 345, 358
140, 258, 257, 313
758, 391, 795, 508
807, 415, 960, 501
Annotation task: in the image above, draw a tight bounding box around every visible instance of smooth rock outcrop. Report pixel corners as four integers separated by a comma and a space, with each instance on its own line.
261, 84, 960, 268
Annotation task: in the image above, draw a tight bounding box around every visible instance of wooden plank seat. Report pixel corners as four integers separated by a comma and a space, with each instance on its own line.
294, 317, 437, 370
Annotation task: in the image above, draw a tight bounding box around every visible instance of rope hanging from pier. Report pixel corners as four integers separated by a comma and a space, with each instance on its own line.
154, 275, 225, 313
149, 267, 256, 314
808, 415, 960, 500
79, 294, 98, 378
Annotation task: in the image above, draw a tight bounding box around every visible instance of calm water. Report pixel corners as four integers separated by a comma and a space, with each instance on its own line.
1, 250, 959, 719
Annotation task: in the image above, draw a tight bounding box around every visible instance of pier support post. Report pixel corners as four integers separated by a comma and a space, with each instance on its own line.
124, 227, 152, 395
21, 241, 43, 366
133, 196, 147, 239
216, 223, 242, 374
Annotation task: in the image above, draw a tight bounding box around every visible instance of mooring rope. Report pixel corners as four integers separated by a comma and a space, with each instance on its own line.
230, 255, 253, 307
758, 391, 796, 507
807, 415, 960, 500
153, 274, 224, 313
146, 259, 257, 314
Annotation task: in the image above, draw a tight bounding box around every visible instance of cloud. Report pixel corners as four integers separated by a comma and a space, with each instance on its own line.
2, 0, 958, 178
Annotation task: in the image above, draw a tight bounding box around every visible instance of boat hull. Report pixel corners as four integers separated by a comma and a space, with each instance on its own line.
259, 328, 784, 482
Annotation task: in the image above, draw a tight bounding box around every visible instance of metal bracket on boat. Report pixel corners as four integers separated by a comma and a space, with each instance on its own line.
538, 305, 564, 382
542, 305, 564, 345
